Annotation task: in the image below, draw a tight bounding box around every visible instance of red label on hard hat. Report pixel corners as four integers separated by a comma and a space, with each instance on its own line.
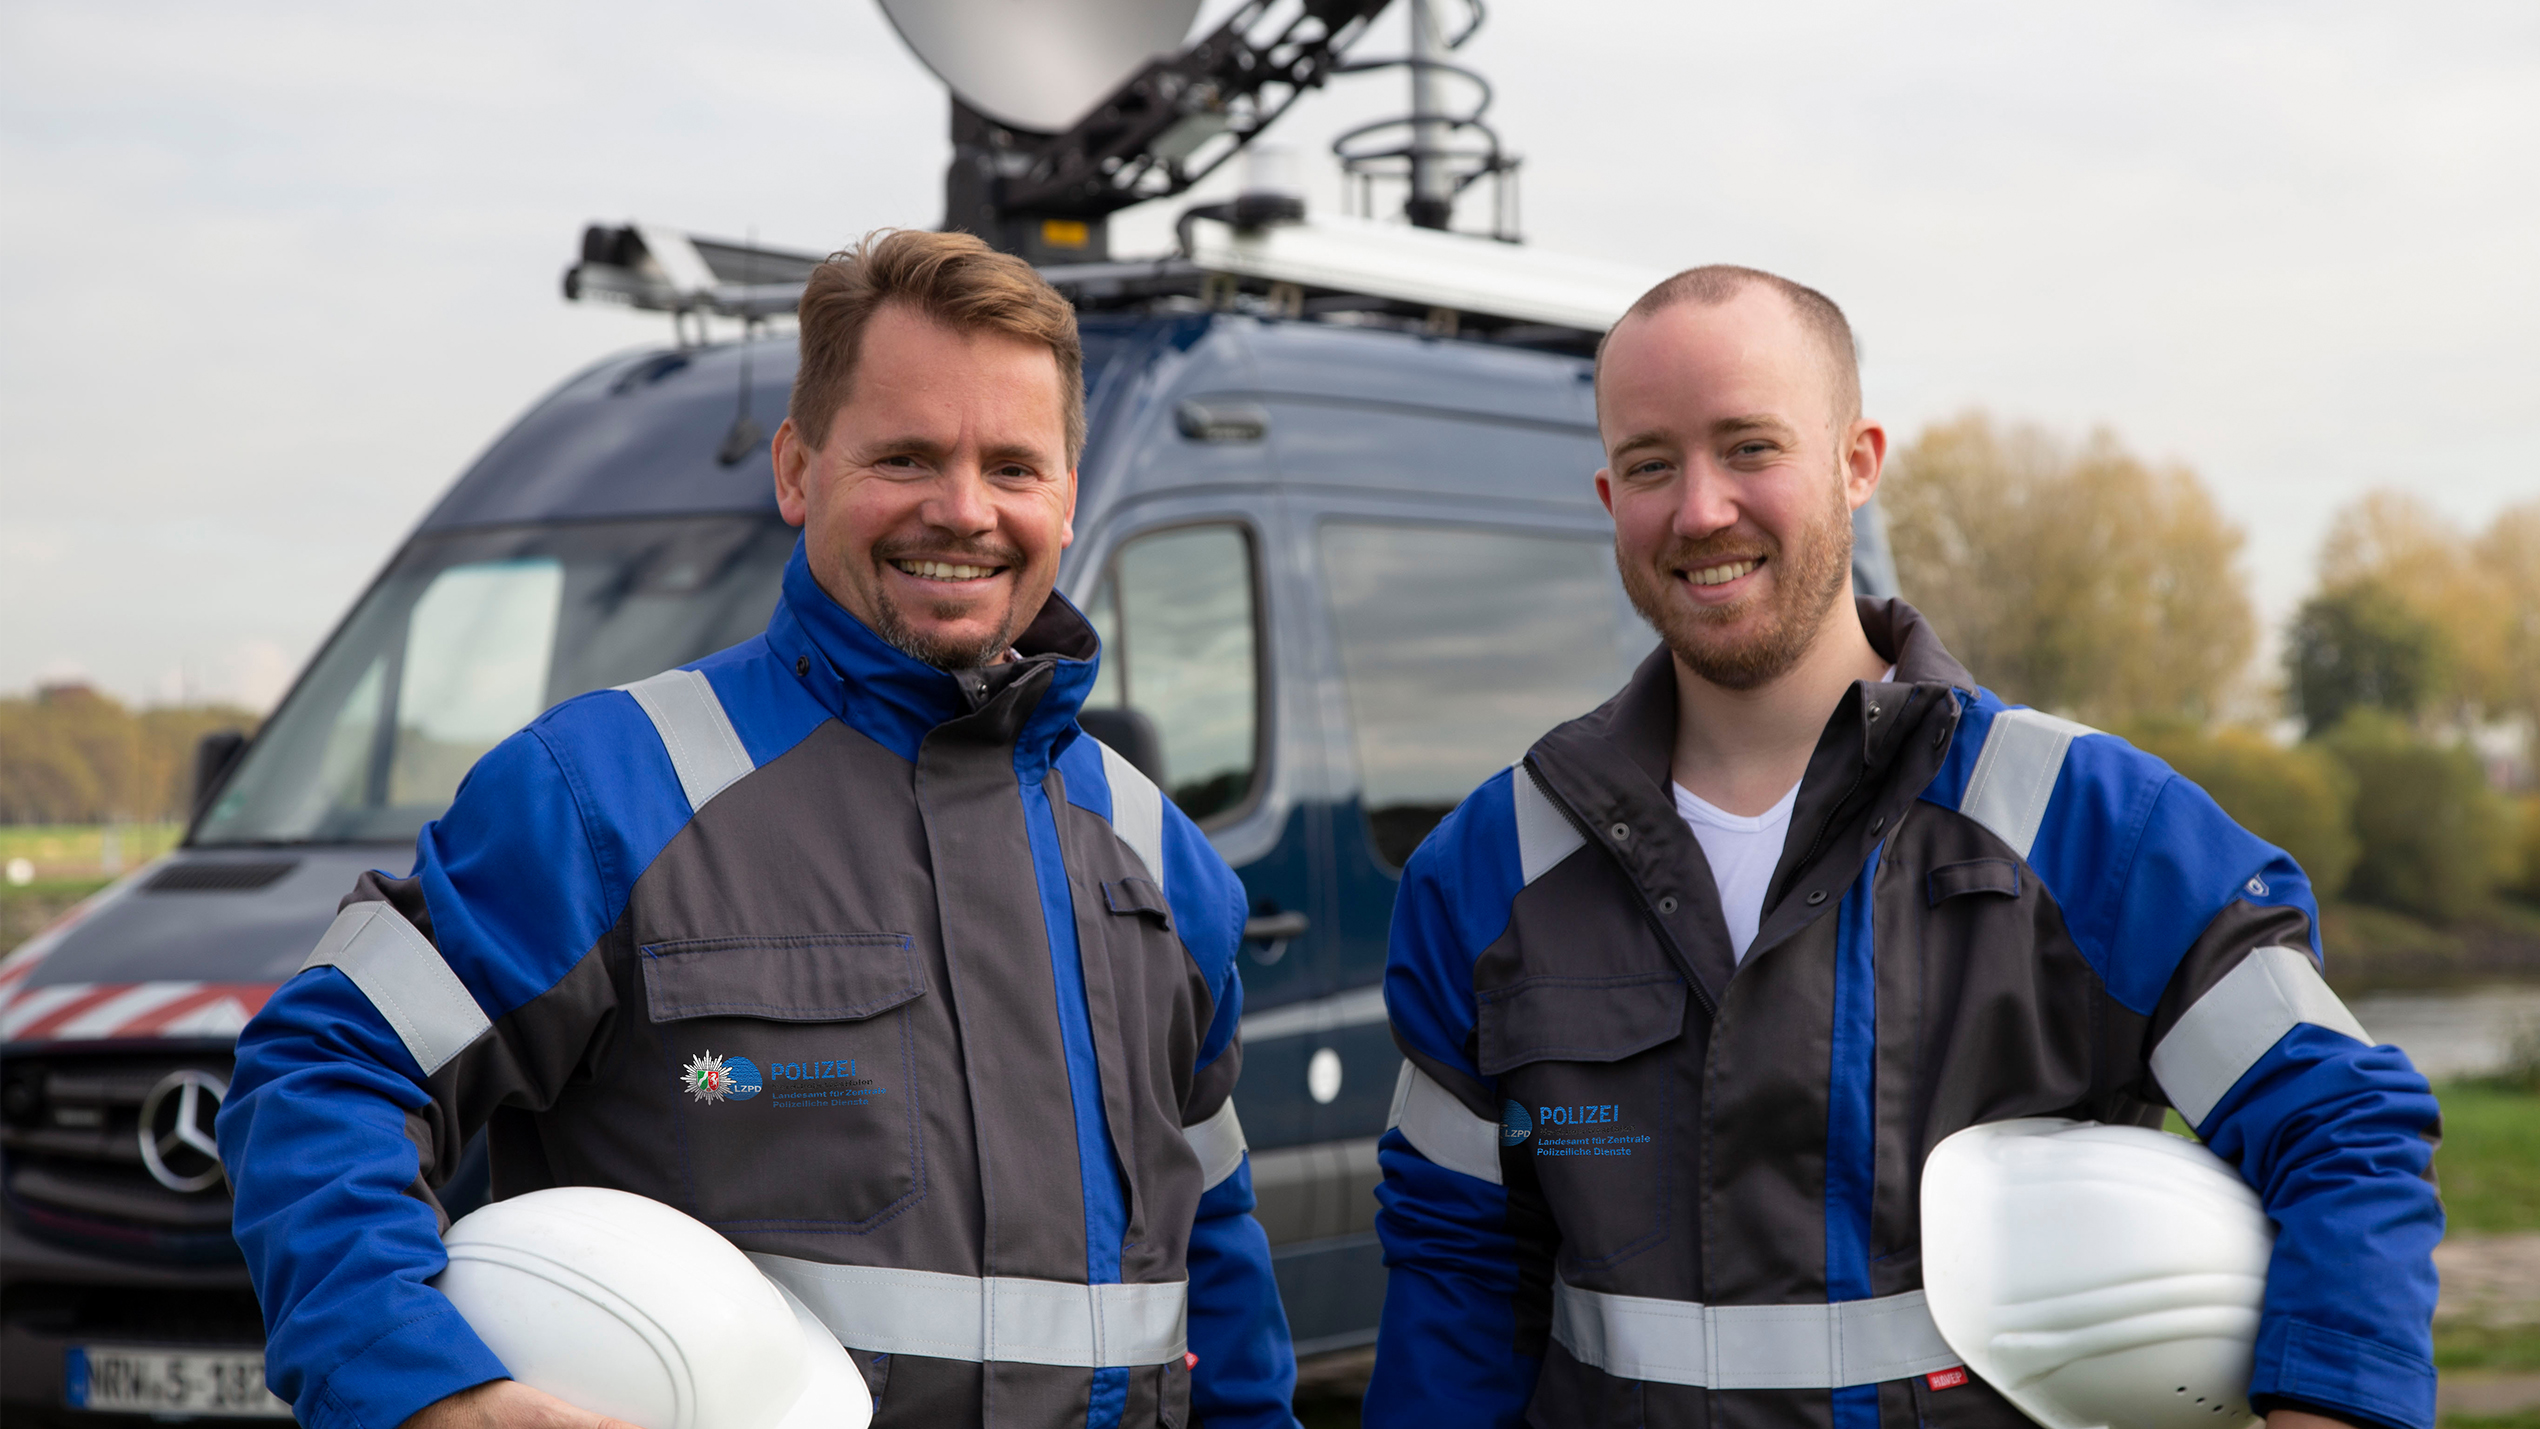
1926, 1368, 1970, 1391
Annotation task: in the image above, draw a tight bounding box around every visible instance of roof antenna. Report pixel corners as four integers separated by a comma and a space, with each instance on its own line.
715, 227, 767, 467
1333, 0, 1521, 239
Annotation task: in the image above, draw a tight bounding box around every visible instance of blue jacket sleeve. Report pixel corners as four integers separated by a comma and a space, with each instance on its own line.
2093, 773, 2444, 1429
1162, 804, 1300, 1429
1364, 773, 1540, 1429
217, 729, 614, 1429
1186, 1154, 1299, 1428
220, 969, 510, 1429
2202, 1027, 2442, 1429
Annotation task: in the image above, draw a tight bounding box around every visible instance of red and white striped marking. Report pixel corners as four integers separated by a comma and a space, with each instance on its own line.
0, 980, 279, 1043
0, 947, 46, 996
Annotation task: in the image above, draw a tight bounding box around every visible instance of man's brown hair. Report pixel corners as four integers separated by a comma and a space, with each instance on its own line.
1597, 264, 1861, 429
790, 229, 1086, 463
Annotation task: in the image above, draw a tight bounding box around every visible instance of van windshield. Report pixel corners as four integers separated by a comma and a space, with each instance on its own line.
195, 516, 796, 848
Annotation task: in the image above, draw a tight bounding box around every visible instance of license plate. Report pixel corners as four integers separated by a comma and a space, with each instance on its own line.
64, 1345, 292, 1418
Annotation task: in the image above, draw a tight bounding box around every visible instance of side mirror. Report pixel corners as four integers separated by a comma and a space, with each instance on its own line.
1077, 707, 1166, 788
193, 729, 249, 819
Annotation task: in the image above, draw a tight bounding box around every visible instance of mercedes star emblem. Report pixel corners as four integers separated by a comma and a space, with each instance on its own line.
139, 1068, 229, 1193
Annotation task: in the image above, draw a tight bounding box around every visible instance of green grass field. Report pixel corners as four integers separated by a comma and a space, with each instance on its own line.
0, 822, 183, 878
2441, 1081, 2540, 1237
0, 824, 182, 955
2435, 1073, 2540, 1390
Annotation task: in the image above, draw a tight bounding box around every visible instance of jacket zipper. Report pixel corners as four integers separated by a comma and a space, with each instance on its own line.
1789, 763, 1869, 885
1520, 755, 1720, 1019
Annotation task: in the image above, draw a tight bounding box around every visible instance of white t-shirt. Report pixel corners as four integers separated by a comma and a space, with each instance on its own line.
1672, 779, 1801, 964
1674, 667, 1895, 963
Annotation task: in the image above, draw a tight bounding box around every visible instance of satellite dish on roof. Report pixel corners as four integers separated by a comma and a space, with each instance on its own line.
877, 0, 1203, 134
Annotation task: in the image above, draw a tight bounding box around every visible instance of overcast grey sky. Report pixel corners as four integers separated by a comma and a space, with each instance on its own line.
3, 0, 2534, 710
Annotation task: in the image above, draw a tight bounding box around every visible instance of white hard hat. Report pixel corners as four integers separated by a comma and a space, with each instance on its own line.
434, 1187, 870, 1429
1921, 1118, 2272, 1429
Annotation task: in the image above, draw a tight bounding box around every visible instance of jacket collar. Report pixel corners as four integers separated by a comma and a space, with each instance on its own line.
1527, 596, 1973, 1005
1860, 596, 1976, 692
763, 537, 1099, 778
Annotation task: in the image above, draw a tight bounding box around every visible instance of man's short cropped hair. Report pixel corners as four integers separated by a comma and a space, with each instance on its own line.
790, 228, 1086, 463
1598, 264, 1861, 429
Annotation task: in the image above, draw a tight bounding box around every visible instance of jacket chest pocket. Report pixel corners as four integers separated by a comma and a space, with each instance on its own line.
1478, 973, 1688, 1270
642, 933, 928, 1233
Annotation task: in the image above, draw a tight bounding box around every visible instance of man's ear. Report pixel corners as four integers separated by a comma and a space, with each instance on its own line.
1842, 420, 1887, 511
1594, 467, 1616, 516
771, 418, 811, 527
1059, 466, 1078, 548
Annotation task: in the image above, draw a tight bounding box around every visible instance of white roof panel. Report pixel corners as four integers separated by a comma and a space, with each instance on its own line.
1183, 213, 1671, 334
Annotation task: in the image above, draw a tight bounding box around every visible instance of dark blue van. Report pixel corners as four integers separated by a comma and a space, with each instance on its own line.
0, 232, 1897, 1421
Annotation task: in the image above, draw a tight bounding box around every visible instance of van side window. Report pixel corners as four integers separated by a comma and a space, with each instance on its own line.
1081, 524, 1261, 824
1320, 522, 1653, 869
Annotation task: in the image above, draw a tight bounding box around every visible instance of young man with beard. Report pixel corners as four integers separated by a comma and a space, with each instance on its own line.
1361, 268, 2441, 1429
220, 230, 1298, 1429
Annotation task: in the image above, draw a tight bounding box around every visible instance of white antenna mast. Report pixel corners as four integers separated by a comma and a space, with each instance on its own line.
1406, 0, 1452, 229
1332, 0, 1520, 238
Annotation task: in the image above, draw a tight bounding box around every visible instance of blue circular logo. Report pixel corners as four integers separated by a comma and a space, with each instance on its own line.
722, 1056, 763, 1100
1500, 1099, 1533, 1148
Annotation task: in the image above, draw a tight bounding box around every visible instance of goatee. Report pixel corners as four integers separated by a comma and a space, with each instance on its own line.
1619, 478, 1855, 692
866, 597, 1025, 671
862, 538, 1034, 671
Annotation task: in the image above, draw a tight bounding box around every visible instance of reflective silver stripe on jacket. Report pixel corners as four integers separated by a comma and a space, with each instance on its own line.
301, 902, 490, 1076
1552, 1279, 1960, 1390
2151, 944, 2371, 1127
1512, 761, 1584, 884
1959, 707, 2096, 860
749, 1255, 1187, 1367
620, 668, 755, 813
1096, 738, 1165, 891
1388, 1061, 1501, 1185
1183, 1097, 1248, 1190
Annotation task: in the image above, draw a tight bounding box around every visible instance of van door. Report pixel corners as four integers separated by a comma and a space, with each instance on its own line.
1070, 489, 1389, 1343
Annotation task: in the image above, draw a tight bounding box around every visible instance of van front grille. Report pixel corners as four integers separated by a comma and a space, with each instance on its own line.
0, 1051, 242, 1262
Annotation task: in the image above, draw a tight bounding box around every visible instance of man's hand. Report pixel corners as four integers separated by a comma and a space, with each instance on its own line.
2267, 1409, 2356, 1429
399, 1379, 641, 1429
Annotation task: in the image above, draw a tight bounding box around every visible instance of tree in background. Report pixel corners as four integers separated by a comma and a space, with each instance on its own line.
0, 687, 259, 824
2473, 502, 2540, 736
2285, 581, 2451, 738
2277, 492, 2540, 920
2513, 795, 2540, 905
1883, 413, 2257, 725
2322, 710, 2514, 922
2309, 490, 2540, 735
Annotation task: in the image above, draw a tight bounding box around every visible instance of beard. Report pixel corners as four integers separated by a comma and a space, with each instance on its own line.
1618, 476, 1856, 692
860, 536, 1040, 670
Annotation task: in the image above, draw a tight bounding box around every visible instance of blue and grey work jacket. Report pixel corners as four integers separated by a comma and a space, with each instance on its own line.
1367, 598, 2441, 1429
219, 541, 1297, 1429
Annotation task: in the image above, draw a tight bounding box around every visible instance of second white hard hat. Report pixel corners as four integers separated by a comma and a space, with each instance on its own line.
1921, 1118, 2273, 1429
434, 1186, 871, 1429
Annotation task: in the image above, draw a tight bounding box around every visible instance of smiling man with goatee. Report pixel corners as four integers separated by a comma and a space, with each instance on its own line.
222, 230, 1300, 1429
1361, 267, 2442, 1429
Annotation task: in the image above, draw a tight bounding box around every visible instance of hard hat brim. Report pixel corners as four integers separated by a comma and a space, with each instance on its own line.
768, 1280, 875, 1429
